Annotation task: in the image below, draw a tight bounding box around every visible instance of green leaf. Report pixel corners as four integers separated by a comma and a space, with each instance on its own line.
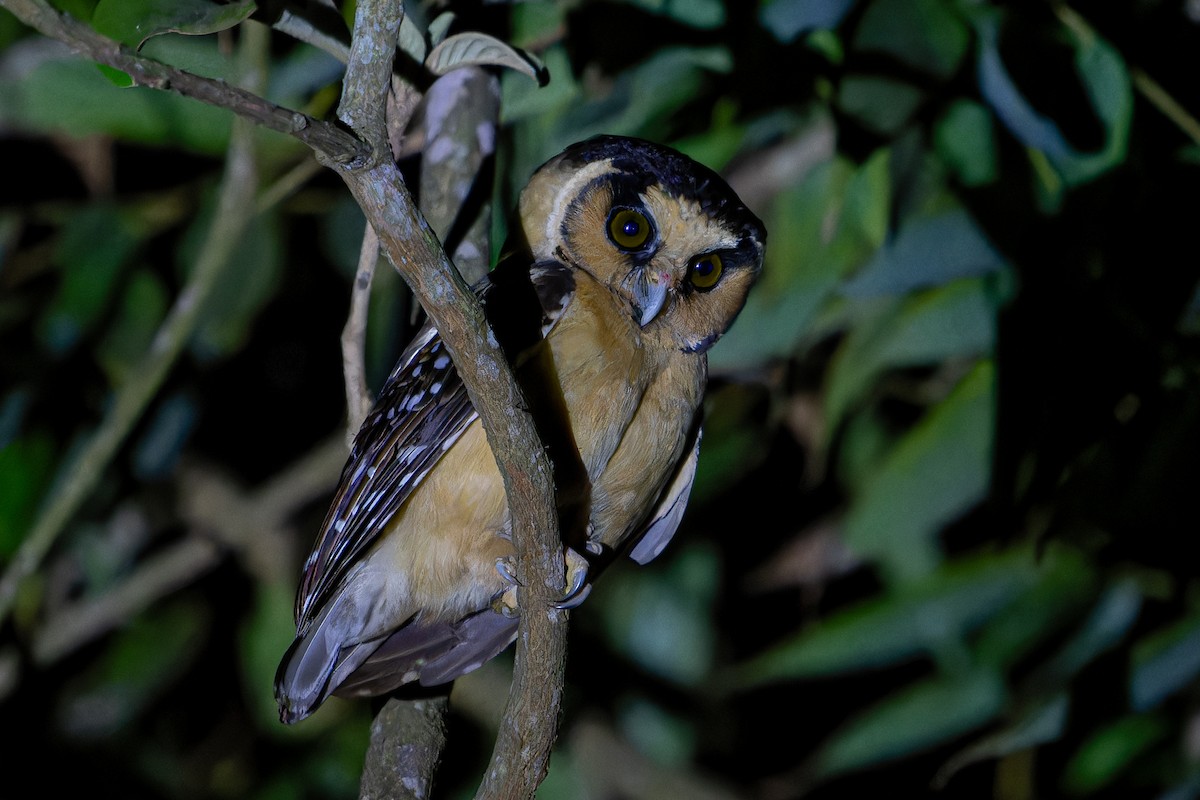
841, 207, 1006, 298
617, 698, 696, 765
505, 44, 732, 194
935, 100, 999, 187
1060, 714, 1169, 796
92, 0, 255, 49
37, 206, 140, 354
0, 57, 233, 153
242, 580, 303, 733
972, 546, 1098, 670
824, 276, 1000, 437
181, 206, 282, 361
760, 0, 857, 42
710, 146, 878, 369
598, 545, 720, 686
844, 361, 995, 579
500, 45, 579, 126
935, 693, 1069, 788
48, 0, 99, 19
974, 12, 1131, 186
509, 1, 567, 49
734, 546, 1042, 686
853, 0, 968, 80
426, 12, 455, 47
0, 432, 55, 556
1130, 611, 1200, 712
622, 0, 725, 29
670, 99, 746, 172
813, 670, 1007, 780
397, 12, 428, 63
692, 383, 770, 500
593, 45, 733, 139
97, 268, 169, 386
1027, 580, 1143, 695
844, 145, 892, 251
0, 389, 28, 450
0, 210, 19, 273
425, 32, 545, 84
838, 75, 923, 135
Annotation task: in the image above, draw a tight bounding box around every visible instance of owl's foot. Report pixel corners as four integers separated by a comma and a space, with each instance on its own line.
492, 544, 596, 615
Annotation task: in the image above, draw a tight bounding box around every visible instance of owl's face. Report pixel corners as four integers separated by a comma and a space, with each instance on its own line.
519, 136, 766, 354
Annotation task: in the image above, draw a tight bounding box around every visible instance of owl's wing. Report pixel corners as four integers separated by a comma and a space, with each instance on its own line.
294, 322, 477, 631
293, 258, 578, 634
279, 260, 581, 722
627, 417, 702, 565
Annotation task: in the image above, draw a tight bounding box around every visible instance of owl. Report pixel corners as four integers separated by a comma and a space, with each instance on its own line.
277, 135, 766, 723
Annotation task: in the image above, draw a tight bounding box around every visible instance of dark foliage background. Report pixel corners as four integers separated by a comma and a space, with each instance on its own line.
2, 0, 1199, 798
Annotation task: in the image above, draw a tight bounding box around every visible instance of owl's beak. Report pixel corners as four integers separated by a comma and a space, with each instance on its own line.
629, 267, 670, 327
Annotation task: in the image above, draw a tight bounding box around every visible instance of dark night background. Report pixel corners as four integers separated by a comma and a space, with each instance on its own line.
2, 1, 1200, 798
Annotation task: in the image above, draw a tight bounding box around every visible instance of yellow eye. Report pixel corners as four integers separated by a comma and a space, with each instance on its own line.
688, 253, 724, 291
608, 208, 652, 250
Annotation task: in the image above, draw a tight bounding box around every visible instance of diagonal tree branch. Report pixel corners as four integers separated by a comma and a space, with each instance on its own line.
0, 0, 366, 165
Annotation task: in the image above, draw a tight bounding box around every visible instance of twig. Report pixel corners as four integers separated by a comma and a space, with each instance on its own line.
256, 155, 326, 215
273, 8, 351, 65
1131, 68, 1200, 148
1053, 3, 1200, 147
31, 537, 223, 664
343, 223, 381, 438
31, 433, 347, 669
179, 434, 349, 582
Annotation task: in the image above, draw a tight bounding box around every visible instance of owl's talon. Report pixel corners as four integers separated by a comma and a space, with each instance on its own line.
554, 546, 592, 609
491, 584, 520, 618
492, 556, 523, 617
495, 556, 522, 587
554, 581, 591, 610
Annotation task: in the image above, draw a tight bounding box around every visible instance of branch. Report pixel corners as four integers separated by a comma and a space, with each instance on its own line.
335, 4, 567, 798
355, 63, 509, 797
32, 537, 222, 665
342, 223, 381, 438
0, 0, 367, 165
359, 696, 451, 800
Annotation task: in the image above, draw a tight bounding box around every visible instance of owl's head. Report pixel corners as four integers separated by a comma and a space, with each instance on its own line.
518, 135, 766, 354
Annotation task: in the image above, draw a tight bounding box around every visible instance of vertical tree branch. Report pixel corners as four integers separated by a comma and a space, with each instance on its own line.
337, 3, 568, 798
342, 223, 381, 439
419, 67, 501, 285
356, 55, 504, 800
